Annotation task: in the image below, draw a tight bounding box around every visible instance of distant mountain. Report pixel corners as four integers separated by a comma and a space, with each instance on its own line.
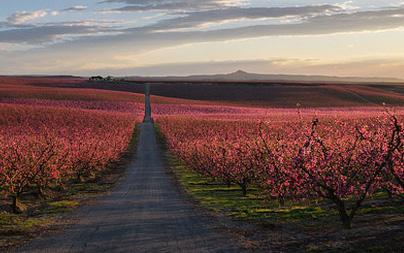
126, 70, 404, 84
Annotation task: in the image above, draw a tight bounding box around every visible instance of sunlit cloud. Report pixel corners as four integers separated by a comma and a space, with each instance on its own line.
334, 1, 360, 11
0, 25, 110, 44
6, 10, 47, 24
144, 5, 343, 31
101, 0, 249, 12
51, 5, 88, 16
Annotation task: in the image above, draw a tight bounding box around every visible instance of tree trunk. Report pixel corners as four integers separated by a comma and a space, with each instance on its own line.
76, 172, 85, 183
339, 212, 352, 229
334, 199, 352, 229
278, 195, 285, 206
12, 196, 21, 214
328, 193, 353, 229
37, 185, 45, 199
239, 183, 247, 196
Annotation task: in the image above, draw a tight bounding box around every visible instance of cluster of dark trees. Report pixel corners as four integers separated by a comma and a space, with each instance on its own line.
89, 76, 124, 82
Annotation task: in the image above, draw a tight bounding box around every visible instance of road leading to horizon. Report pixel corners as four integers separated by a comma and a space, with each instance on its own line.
19, 84, 242, 253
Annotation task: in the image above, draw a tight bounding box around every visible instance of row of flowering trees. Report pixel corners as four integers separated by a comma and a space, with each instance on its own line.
0, 104, 137, 213
156, 112, 404, 229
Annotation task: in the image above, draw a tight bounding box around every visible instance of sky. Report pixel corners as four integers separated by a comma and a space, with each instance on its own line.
0, 0, 404, 78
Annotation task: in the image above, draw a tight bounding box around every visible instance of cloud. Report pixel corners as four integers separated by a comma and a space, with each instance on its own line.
102, 0, 248, 12
334, 1, 360, 11
51, 5, 88, 16
144, 7, 404, 43
0, 6, 115, 45
2, 5, 404, 48
63, 5, 87, 12
0, 25, 107, 44
81, 7, 404, 54
142, 5, 343, 31
6, 10, 47, 24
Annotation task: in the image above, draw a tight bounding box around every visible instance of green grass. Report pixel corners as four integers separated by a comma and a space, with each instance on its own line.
358, 204, 404, 215
39, 200, 81, 214
169, 155, 335, 221
0, 213, 55, 233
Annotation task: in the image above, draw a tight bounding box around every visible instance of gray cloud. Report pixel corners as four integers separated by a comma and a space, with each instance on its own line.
52, 5, 87, 16
3, 4, 306, 44
0, 7, 116, 44
140, 5, 343, 31
0, 25, 106, 44
87, 7, 404, 52
2, 5, 404, 63
102, 0, 247, 12
0, 10, 47, 29
6, 10, 47, 24
62, 5, 87, 12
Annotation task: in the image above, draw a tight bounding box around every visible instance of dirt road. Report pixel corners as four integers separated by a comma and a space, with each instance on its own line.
19, 84, 242, 252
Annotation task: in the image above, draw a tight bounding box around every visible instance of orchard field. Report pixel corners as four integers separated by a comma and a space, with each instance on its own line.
151, 91, 404, 251
0, 78, 144, 212
1, 77, 403, 251
0, 77, 145, 248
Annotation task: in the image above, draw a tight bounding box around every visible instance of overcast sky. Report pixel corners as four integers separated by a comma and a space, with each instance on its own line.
0, 0, 404, 78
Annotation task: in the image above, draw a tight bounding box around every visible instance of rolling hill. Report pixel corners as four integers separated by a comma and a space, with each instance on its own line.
127, 70, 404, 84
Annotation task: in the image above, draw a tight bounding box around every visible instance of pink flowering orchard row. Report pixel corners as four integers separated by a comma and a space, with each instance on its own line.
0, 104, 137, 213
0, 78, 145, 103
0, 98, 145, 115
156, 114, 404, 229
151, 101, 404, 121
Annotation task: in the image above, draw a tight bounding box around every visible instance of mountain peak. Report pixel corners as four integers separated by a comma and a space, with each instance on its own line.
229, 70, 250, 76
